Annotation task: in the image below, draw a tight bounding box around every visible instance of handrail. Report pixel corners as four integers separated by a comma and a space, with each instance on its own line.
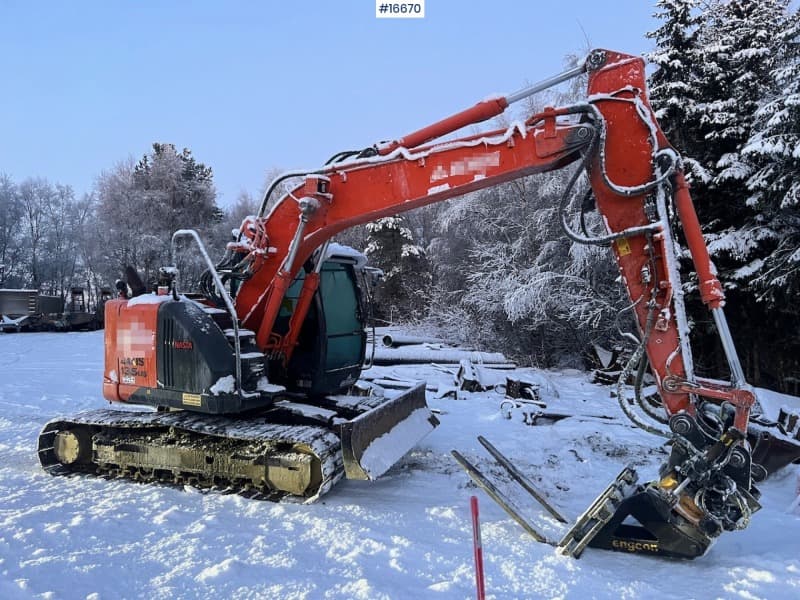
170, 229, 242, 396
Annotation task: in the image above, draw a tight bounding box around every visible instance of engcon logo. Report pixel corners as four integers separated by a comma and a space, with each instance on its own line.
611, 539, 659, 553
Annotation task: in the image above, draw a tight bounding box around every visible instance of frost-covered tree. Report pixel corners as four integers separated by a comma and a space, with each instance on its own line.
39, 184, 85, 295
223, 190, 259, 236
94, 158, 153, 283
694, 0, 789, 188
364, 216, 431, 323
742, 10, 800, 305
693, 0, 796, 386
132, 143, 221, 240
0, 174, 24, 286
0, 175, 95, 293
18, 177, 55, 288
55, 189, 94, 296
428, 168, 626, 366
647, 0, 799, 388
646, 0, 703, 159
94, 144, 222, 287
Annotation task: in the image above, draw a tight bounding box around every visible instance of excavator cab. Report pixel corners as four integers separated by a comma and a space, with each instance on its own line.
273, 253, 367, 397
101, 246, 370, 411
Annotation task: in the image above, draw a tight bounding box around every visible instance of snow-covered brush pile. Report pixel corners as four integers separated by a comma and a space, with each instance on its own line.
1, 331, 800, 599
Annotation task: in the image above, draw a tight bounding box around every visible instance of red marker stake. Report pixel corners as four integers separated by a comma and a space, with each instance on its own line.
471, 495, 486, 600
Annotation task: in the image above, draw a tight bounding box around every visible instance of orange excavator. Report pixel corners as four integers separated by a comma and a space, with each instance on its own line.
39, 49, 800, 558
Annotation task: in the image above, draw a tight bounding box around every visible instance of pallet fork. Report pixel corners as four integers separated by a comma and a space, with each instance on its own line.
453, 435, 732, 559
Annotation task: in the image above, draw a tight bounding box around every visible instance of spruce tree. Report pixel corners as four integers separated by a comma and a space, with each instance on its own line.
364, 216, 431, 323
648, 0, 796, 387
742, 9, 800, 303
646, 0, 703, 162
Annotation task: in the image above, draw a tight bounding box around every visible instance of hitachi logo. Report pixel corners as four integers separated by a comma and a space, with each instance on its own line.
611, 539, 659, 553
172, 340, 193, 350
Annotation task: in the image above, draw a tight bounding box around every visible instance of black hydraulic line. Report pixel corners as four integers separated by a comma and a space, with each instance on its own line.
361, 272, 378, 370
632, 354, 668, 425
615, 305, 670, 438
633, 238, 669, 425
557, 127, 662, 246
618, 298, 670, 434
579, 187, 595, 238
258, 170, 324, 217
325, 150, 362, 165
614, 234, 671, 437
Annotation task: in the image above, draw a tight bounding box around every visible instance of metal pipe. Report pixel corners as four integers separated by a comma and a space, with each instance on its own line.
712, 307, 747, 388
282, 217, 308, 276
313, 240, 331, 274
282, 197, 320, 275
506, 61, 587, 104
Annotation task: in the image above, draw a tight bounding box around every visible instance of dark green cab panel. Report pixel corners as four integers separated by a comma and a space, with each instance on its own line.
271, 259, 366, 396
320, 264, 364, 371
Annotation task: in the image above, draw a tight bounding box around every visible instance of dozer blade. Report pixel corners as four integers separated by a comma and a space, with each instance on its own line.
340, 383, 439, 480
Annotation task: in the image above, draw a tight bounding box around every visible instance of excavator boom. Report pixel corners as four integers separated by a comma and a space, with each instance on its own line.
234, 50, 742, 427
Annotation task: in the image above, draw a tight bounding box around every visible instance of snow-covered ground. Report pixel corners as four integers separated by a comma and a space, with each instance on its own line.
1, 331, 800, 599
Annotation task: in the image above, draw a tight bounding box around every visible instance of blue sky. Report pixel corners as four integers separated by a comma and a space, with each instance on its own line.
0, 1, 660, 207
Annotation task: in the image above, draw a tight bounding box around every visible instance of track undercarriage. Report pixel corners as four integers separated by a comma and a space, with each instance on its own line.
39, 383, 438, 502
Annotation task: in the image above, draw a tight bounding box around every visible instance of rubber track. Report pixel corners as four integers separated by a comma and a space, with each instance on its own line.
38, 408, 344, 503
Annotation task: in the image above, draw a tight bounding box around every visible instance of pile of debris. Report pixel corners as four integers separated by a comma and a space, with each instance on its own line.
363, 327, 602, 426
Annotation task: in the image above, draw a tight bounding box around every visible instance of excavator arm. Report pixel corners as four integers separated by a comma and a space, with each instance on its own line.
233, 49, 738, 425
225, 49, 800, 557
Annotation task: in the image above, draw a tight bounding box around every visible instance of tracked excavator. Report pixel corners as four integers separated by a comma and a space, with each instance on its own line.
39, 49, 800, 557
